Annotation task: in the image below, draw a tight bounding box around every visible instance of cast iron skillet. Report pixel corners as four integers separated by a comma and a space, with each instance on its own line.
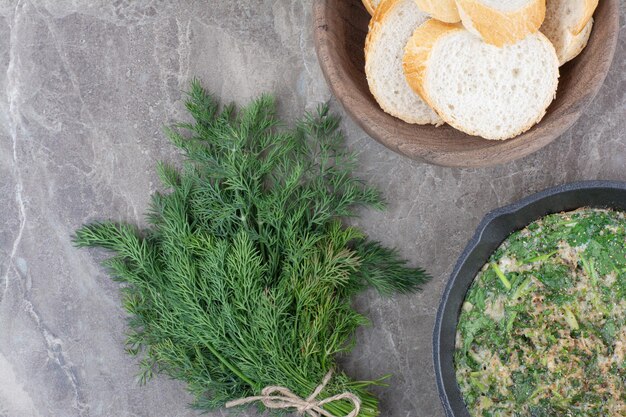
433, 180, 626, 417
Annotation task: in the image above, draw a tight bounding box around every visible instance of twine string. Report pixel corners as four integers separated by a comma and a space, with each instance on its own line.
225, 370, 361, 417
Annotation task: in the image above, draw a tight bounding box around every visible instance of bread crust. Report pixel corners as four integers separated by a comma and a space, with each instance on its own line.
365, 0, 442, 125
403, 20, 463, 106
541, 0, 597, 66
404, 22, 559, 140
561, 18, 593, 65
362, 0, 376, 16
572, 0, 598, 34
365, 0, 400, 71
415, 0, 461, 23
456, 0, 546, 47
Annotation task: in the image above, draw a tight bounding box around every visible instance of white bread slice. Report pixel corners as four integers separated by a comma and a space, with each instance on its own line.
541, 0, 597, 65
415, 0, 461, 23
543, 16, 593, 65
456, 0, 546, 47
542, 0, 598, 35
365, 0, 442, 125
561, 18, 593, 64
362, 0, 382, 15
403, 20, 559, 140
573, 0, 598, 34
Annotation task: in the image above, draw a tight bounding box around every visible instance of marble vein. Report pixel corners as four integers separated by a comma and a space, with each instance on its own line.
23, 299, 89, 417
3, 0, 26, 299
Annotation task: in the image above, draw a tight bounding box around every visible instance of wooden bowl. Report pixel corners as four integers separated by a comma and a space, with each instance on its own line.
313, 0, 619, 168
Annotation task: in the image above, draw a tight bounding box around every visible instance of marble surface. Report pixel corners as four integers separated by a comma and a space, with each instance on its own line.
0, 1, 623, 416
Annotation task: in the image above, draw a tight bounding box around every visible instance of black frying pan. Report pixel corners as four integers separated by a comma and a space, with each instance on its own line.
433, 180, 626, 417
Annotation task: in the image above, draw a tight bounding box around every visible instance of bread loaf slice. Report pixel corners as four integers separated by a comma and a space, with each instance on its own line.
365, 0, 442, 125
541, 0, 597, 65
543, 17, 593, 65
362, 0, 382, 16
403, 19, 559, 140
415, 0, 460, 23
456, 0, 546, 47
543, 0, 598, 35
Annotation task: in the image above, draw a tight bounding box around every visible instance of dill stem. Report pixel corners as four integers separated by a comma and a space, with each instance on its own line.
202, 341, 257, 390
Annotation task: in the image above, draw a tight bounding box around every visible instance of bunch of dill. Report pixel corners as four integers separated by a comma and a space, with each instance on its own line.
74, 81, 428, 416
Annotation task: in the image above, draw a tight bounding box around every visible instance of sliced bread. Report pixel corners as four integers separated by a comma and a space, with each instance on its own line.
362, 0, 382, 16
543, 0, 598, 35
456, 0, 546, 47
541, 0, 597, 65
365, 0, 442, 125
543, 17, 593, 65
415, 0, 461, 23
403, 19, 559, 140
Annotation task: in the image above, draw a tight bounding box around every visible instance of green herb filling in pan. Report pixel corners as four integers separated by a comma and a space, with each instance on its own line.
455, 208, 626, 416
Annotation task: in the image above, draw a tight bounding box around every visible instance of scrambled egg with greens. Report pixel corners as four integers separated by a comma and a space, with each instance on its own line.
455, 208, 626, 416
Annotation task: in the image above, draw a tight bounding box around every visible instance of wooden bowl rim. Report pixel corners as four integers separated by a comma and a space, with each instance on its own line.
313, 0, 620, 168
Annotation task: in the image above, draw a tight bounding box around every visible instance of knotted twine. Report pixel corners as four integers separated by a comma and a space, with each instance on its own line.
225, 370, 361, 417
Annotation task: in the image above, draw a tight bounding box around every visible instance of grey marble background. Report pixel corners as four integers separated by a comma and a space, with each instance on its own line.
0, 1, 623, 416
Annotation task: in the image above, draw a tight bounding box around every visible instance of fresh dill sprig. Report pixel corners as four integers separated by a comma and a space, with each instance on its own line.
74, 80, 429, 416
